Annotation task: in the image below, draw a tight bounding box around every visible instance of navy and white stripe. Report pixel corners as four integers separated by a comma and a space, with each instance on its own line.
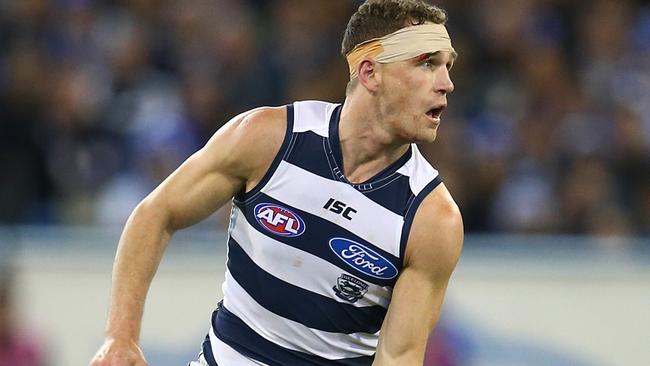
204, 101, 441, 366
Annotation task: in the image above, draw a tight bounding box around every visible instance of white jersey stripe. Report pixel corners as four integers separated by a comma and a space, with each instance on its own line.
396, 144, 439, 195
222, 270, 379, 359
262, 160, 404, 257
210, 327, 269, 366
230, 205, 392, 307
292, 100, 338, 136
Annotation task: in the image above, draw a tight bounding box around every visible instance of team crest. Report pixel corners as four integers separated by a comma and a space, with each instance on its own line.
333, 274, 369, 303
254, 203, 306, 237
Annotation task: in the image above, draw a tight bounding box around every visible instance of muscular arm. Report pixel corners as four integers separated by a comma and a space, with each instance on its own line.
373, 184, 463, 366
91, 107, 287, 365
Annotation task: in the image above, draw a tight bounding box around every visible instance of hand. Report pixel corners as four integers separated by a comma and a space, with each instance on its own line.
90, 337, 148, 366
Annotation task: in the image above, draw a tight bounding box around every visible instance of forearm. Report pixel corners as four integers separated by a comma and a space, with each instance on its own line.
372, 266, 448, 366
105, 199, 174, 342
372, 317, 432, 364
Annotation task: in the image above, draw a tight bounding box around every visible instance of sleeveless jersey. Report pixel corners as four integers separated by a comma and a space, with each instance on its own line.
202, 101, 442, 366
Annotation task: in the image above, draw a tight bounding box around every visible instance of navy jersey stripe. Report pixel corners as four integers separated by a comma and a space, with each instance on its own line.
284, 131, 335, 180
201, 333, 218, 366
236, 104, 295, 202
213, 305, 375, 366
234, 194, 401, 286
285, 135, 415, 216
227, 237, 387, 334
398, 176, 443, 259
358, 175, 414, 216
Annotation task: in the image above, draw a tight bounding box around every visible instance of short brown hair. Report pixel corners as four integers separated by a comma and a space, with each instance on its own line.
341, 0, 448, 56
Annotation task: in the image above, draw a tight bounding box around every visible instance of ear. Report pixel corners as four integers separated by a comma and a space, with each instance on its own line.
357, 58, 380, 93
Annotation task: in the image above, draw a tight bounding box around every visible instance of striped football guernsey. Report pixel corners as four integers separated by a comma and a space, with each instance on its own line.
201, 101, 442, 366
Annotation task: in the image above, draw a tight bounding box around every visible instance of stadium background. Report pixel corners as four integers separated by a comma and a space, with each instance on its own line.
0, 0, 648, 365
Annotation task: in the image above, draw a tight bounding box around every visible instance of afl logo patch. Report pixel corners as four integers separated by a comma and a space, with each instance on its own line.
254, 203, 306, 237
329, 238, 398, 279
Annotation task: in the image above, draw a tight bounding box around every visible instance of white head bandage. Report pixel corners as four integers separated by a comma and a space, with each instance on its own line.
346, 23, 455, 79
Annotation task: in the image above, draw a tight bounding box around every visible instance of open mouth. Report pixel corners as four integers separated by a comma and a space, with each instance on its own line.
426, 107, 445, 121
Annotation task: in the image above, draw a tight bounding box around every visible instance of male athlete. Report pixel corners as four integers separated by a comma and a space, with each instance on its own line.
90, 0, 463, 365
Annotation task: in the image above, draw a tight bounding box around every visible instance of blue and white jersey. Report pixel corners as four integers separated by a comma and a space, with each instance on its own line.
202, 101, 442, 366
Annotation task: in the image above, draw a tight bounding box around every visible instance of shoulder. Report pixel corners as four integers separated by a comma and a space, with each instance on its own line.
404, 184, 463, 277
218, 106, 287, 152
200, 106, 289, 185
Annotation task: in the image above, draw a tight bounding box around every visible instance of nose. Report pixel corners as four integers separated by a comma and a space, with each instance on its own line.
436, 67, 454, 95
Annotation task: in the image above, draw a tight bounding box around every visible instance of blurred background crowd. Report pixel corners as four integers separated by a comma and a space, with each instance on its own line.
1, 0, 649, 236
1, 2, 649, 365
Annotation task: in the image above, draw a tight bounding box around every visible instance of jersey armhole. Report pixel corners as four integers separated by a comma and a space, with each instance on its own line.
398, 175, 443, 260
234, 104, 295, 204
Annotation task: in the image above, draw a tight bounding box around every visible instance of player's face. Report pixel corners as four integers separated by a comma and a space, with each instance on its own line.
375, 50, 455, 143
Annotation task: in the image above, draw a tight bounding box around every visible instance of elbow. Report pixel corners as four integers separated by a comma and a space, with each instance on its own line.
128, 196, 176, 236
374, 346, 425, 366
373, 354, 423, 366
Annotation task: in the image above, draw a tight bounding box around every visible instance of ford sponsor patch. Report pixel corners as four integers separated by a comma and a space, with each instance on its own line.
329, 238, 398, 279
254, 203, 305, 237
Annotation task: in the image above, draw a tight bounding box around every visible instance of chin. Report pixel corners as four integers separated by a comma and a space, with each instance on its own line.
398, 119, 438, 143
414, 129, 438, 144
419, 135, 438, 144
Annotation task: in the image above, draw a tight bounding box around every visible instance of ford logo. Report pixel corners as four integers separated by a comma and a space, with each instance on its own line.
254, 203, 306, 237
329, 238, 398, 279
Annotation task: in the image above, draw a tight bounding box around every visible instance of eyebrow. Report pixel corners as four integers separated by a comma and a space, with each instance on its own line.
431, 50, 458, 62
413, 51, 458, 64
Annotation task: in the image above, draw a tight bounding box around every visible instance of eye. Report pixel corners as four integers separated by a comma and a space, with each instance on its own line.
423, 59, 436, 69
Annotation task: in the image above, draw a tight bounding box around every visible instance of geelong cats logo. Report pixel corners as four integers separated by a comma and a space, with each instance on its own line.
254, 203, 306, 237
329, 238, 398, 279
333, 274, 368, 303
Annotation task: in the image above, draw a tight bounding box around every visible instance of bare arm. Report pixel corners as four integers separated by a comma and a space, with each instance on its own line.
373, 184, 464, 366
90, 107, 287, 366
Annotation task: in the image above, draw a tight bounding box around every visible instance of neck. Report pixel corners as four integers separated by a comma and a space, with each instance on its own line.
338, 93, 410, 184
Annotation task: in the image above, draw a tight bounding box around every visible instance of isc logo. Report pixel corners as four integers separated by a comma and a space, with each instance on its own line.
323, 198, 357, 220
254, 203, 306, 237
